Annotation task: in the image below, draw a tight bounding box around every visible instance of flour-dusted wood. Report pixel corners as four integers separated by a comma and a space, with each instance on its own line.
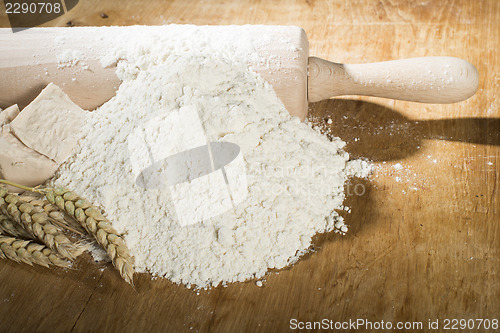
0, 26, 309, 118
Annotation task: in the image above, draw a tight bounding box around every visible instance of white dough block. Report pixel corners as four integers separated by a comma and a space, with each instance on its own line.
0, 129, 59, 192
10, 83, 87, 164
0, 104, 20, 127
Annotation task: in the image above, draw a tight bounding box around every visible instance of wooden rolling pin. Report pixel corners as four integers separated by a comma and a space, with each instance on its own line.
0, 26, 478, 120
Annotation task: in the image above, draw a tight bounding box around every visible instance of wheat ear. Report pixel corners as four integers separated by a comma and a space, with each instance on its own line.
46, 188, 135, 285
0, 234, 71, 268
19, 194, 87, 236
0, 214, 32, 239
0, 180, 135, 285
0, 187, 85, 260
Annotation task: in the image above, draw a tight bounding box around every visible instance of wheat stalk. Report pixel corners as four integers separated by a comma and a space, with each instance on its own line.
0, 233, 71, 268
0, 180, 135, 285
0, 187, 85, 260
46, 188, 135, 285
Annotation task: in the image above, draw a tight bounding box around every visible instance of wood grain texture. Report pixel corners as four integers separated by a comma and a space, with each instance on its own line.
0, 0, 498, 332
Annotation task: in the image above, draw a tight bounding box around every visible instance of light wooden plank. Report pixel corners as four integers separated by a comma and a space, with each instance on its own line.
0, 0, 498, 332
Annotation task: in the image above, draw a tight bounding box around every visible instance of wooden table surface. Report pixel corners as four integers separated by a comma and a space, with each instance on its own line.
0, 1, 498, 332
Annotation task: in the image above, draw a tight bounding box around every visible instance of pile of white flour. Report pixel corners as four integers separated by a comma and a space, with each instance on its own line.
52, 26, 371, 288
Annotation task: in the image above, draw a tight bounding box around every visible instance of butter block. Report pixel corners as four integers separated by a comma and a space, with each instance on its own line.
0, 104, 20, 127
0, 129, 59, 192
10, 83, 87, 164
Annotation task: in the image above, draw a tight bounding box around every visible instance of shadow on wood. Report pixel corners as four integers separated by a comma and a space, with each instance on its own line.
309, 99, 500, 162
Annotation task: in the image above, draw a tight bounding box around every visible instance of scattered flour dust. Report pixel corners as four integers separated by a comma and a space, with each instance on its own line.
56, 49, 84, 68
51, 25, 372, 288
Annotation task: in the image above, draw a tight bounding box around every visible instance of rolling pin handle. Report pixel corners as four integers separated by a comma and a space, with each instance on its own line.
307, 56, 479, 104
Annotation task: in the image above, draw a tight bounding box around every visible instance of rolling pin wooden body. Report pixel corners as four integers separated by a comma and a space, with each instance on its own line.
0, 26, 478, 120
